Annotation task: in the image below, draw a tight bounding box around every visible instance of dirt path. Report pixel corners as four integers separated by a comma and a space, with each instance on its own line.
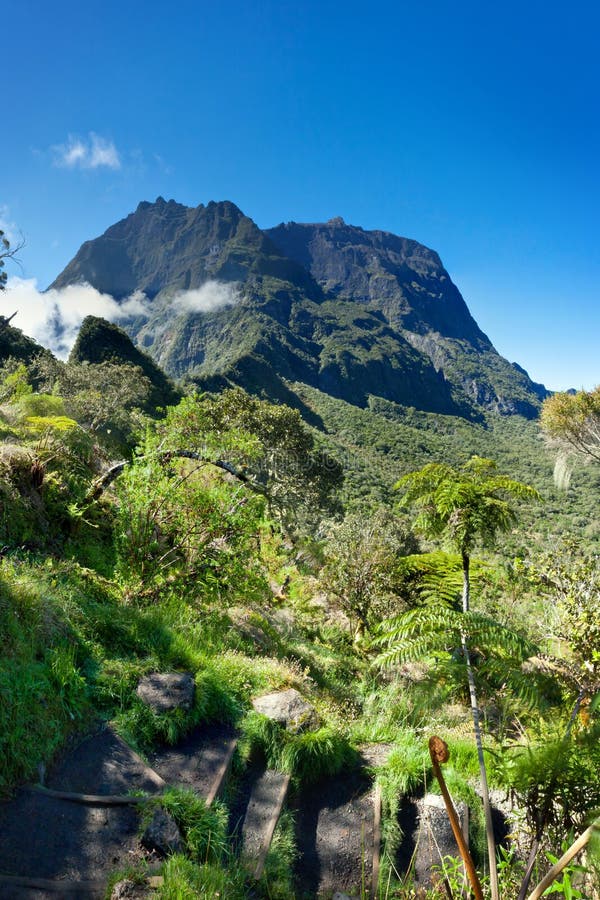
293, 767, 375, 899
0, 785, 147, 898
0, 722, 388, 899
0, 723, 236, 899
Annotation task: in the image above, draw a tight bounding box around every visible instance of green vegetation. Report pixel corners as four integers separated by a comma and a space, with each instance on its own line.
0, 228, 22, 290
292, 382, 600, 552
540, 385, 600, 465
0, 347, 598, 898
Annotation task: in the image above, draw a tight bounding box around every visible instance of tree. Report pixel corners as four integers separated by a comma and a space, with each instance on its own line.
114, 444, 266, 597
540, 387, 600, 465
321, 508, 418, 641
33, 356, 154, 451
391, 456, 541, 900
0, 229, 23, 292
156, 389, 344, 530
529, 540, 600, 685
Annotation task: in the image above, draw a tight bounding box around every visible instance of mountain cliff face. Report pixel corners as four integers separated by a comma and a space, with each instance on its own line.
267, 219, 547, 416
267, 218, 487, 343
50, 199, 547, 419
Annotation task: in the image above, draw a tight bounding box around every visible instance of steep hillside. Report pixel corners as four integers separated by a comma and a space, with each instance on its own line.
267, 219, 548, 417
0, 319, 49, 367
69, 315, 181, 411
50, 198, 547, 419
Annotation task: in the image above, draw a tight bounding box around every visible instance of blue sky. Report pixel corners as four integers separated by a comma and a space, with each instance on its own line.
3, 0, 599, 390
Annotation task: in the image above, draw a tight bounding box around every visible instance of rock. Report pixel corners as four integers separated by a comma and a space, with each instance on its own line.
252, 688, 319, 733
110, 879, 148, 899
409, 793, 468, 888
359, 743, 393, 768
136, 672, 195, 713
309, 592, 352, 631
228, 607, 272, 650
141, 807, 184, 856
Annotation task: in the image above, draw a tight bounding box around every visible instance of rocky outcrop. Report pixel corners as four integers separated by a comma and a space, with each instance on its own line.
141, 807, 185, 856
252, 689, 319, 733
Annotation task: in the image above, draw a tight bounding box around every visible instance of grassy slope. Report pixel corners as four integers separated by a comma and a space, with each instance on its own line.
1, 374, 598, 897
291, 382, 600, 552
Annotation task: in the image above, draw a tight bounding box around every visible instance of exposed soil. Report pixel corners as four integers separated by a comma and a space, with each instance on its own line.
48, 726, 165, 796
228, 756, 267, 854
148, 721, 237, 800
0, 787, 150, 898
292, 767, 375, 899
0, 722, 236, 899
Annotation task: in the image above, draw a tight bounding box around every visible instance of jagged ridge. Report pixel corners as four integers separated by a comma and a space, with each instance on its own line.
49, 199, 547, 419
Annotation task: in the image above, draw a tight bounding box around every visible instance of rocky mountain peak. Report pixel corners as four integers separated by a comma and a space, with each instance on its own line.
48, 199, 548, 420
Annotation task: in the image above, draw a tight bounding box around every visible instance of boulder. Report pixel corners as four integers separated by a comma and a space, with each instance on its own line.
110, 880, 148, 899
252, 688, 319, 733
401, 793, 468, 889
228, 607, 272, 650
141, 807, 184, 856
136, 672, 195, 713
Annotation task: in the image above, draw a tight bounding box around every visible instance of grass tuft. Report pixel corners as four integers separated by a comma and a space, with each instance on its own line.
143, 787, 229, 863
157, 854, 246, 899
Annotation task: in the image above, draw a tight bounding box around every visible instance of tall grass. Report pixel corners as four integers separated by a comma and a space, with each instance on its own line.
157, 854, 246, 899
144, 787, 229, 863
238, 711, 357, 784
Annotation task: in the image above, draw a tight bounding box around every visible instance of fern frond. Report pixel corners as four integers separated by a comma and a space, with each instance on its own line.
461, 611, 535, 659
377, 637, 450, 668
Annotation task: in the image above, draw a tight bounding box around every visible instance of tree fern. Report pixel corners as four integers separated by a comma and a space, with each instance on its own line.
393, 457, 541, 900
396, 550, 490, 609
377, 607, 536, 681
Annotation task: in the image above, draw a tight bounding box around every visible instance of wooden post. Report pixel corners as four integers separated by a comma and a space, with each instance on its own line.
429, 736, 484, 900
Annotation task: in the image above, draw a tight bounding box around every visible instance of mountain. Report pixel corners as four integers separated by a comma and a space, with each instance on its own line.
69, 315, 181, 411
267, 218, 548, 416
50, 198, 547, 419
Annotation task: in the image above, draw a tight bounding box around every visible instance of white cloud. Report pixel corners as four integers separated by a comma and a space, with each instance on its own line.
52, 132, 121, 170
5, 277, 131, 358
3, 278, 241, 359
172, 281, 240, 313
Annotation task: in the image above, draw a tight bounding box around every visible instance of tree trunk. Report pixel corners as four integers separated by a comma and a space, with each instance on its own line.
462, 551, 470, 614
462, 551, 499, 900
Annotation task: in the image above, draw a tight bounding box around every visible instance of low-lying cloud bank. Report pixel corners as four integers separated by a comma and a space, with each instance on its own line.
4, 278, 241, 359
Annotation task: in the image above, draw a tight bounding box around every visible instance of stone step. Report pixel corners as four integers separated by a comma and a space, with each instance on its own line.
241, 769, 292, 879
46, 725, 166, 796
293, 767, 378, 898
